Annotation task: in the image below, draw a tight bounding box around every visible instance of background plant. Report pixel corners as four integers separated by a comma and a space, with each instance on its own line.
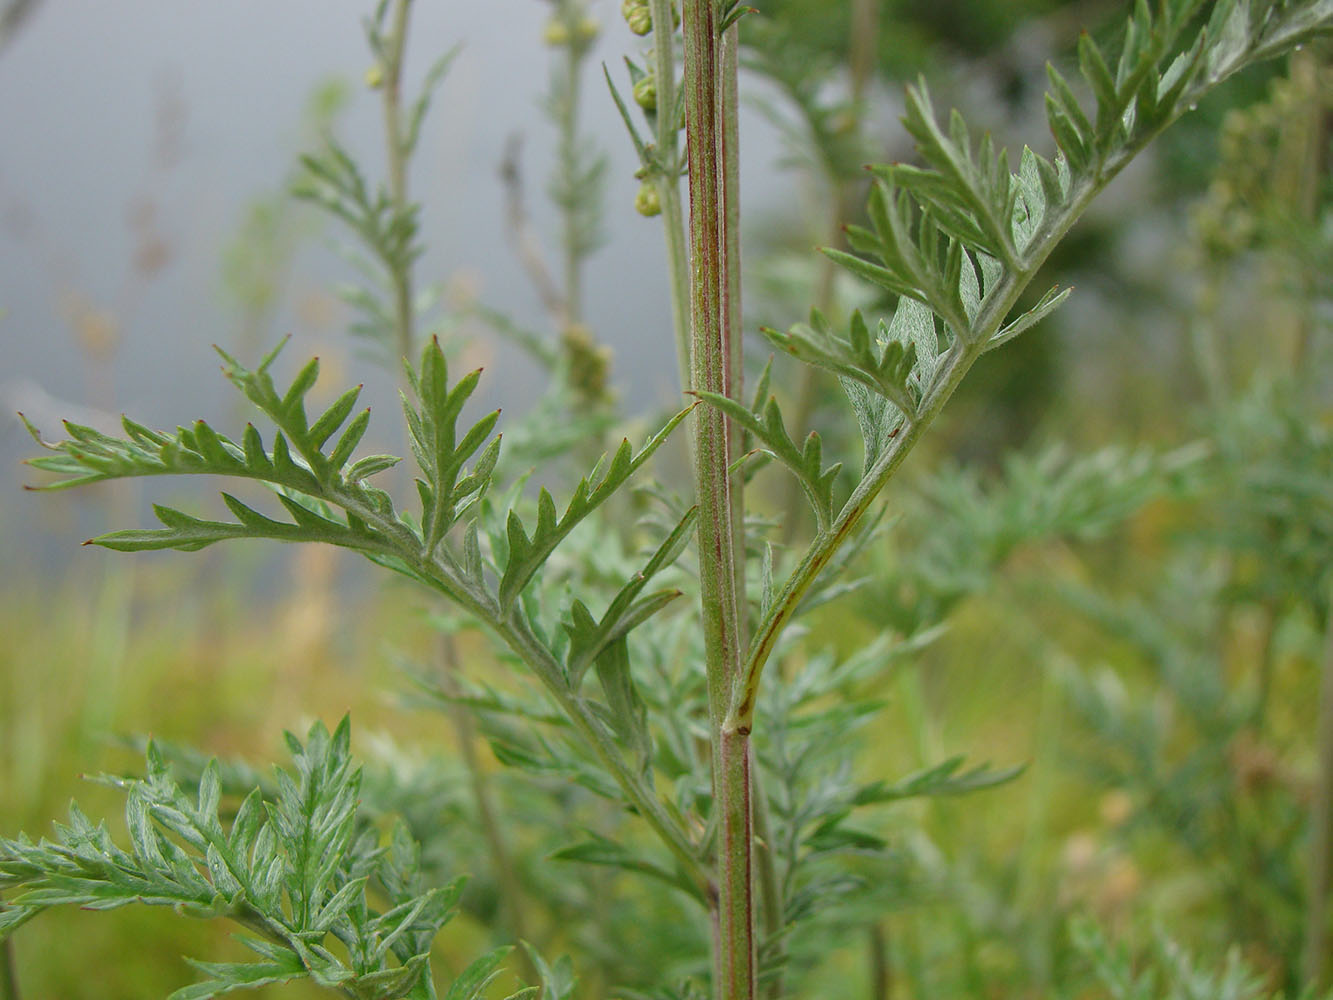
3, 1, 1331, 999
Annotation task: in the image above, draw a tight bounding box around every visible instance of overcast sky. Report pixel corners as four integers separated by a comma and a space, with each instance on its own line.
0, 0, 799, 567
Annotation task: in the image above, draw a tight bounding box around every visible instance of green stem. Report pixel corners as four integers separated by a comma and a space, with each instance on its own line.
376, 3, 539, 965
719, 23, 747, 627
1251, 601, 1280, 731
555, 1, 590, 325
505, 613, 709, 888
649, 0, 693, 394
414, 515, 709, 895
715, 726, 754, 1000
719, 24, 777, 995
781, 0, 880, 544
750, 767, 784, 997
719, 24, 742, 447
0, 933, 19, 1000
406, 525, 710, 887
435, 634, 538, 982
726, 20, 1301, 731
868, 922, 890, 1000
661, 180, 693, 398
1302, 586, 1333, 988
381, 0, 415, 362
683, 0, 752, 995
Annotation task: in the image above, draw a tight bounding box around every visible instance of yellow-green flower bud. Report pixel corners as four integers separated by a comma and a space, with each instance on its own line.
560, 323, 613, 404
635, 180, 661, 217
575, 16, 600, 44
622, 0, 652, 35
543, 17, 571, 47
364, 65, 384, 89
633, 75, 657, 112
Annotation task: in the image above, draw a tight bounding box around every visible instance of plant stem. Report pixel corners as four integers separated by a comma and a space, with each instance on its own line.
1302, 586, 1333, 988
715, 726, 755, 1000
500, 136, 568, 329
868, 922, 890, 1000
724, 23, 784, 978
553, 0, 592, 326
503, 613, 709, 888
781, 0, 880, 543
380, 0, 415, 362
683, 0, 753, 995
720, 24, 743, 470
378, 4, 536, 968
412, 532, 711, 888
726, 23, 1293, 730
435, 633, 537, 982
750, 766, 784, 997
649, 0, 693, 396
0, 933, 19, 1000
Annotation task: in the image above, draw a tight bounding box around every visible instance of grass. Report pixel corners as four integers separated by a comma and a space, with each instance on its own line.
4, 463, 1319, 997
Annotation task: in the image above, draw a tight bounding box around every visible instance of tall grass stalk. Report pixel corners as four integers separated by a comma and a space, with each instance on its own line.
683, 1, 752, 991
1305, 588, 1333, 988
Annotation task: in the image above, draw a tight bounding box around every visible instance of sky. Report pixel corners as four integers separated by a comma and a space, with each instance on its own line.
0, 0, 794, 568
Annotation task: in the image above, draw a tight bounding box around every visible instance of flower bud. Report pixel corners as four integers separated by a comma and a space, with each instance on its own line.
543, 17, 571, 47
575, 16, 600, 44
635, 180, 662, 217
632, 74, 657, 112
364, 65, 384, 89
622, 0, 652, 35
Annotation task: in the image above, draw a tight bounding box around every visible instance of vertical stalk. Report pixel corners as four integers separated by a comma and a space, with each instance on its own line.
649, 0, 694, 397
381, 0, 415, 362
682, 1, 753, 996
1302, 587, 1333, 988
437, 634, 536, 982
719, 25, 743, 448
717, 18, 788, 992
1278, 48, 1324, 379
868, 922, 891, 1000
781, 0, 880, 543
555, 4, 587, 324
0, 933, 19, 1000
378, 5, 535, 973
751, 767, 784, 996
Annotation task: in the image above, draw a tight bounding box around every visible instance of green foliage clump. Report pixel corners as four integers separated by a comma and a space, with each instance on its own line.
3, 0, 1331, 998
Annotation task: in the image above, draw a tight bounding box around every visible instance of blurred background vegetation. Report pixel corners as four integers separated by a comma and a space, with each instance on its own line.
1, 0, 1330, 997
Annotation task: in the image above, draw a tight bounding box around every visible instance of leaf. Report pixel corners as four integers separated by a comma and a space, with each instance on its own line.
0, 717, 460, 998
694, 390, 842, 531
986, 284, 1072, 352
719, 0, 757, 33
445, 947, 514, 1000
170, 951, 310, 1000
592, 637, 654, 775
405, 44, 463, 157
497, 404, 694, 610
402, 338, 502, 552
519, 943, 577, 1000
604, 63, 650, 162
551, 832, 701, 900
897, 79, 1018, 265
564, 507, 697, 684
762, 308, 919, 414
853, 756, 1026, 805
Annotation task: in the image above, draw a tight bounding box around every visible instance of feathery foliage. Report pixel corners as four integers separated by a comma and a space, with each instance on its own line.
6, 0, 1331, 997
0, 719, 526, 1000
